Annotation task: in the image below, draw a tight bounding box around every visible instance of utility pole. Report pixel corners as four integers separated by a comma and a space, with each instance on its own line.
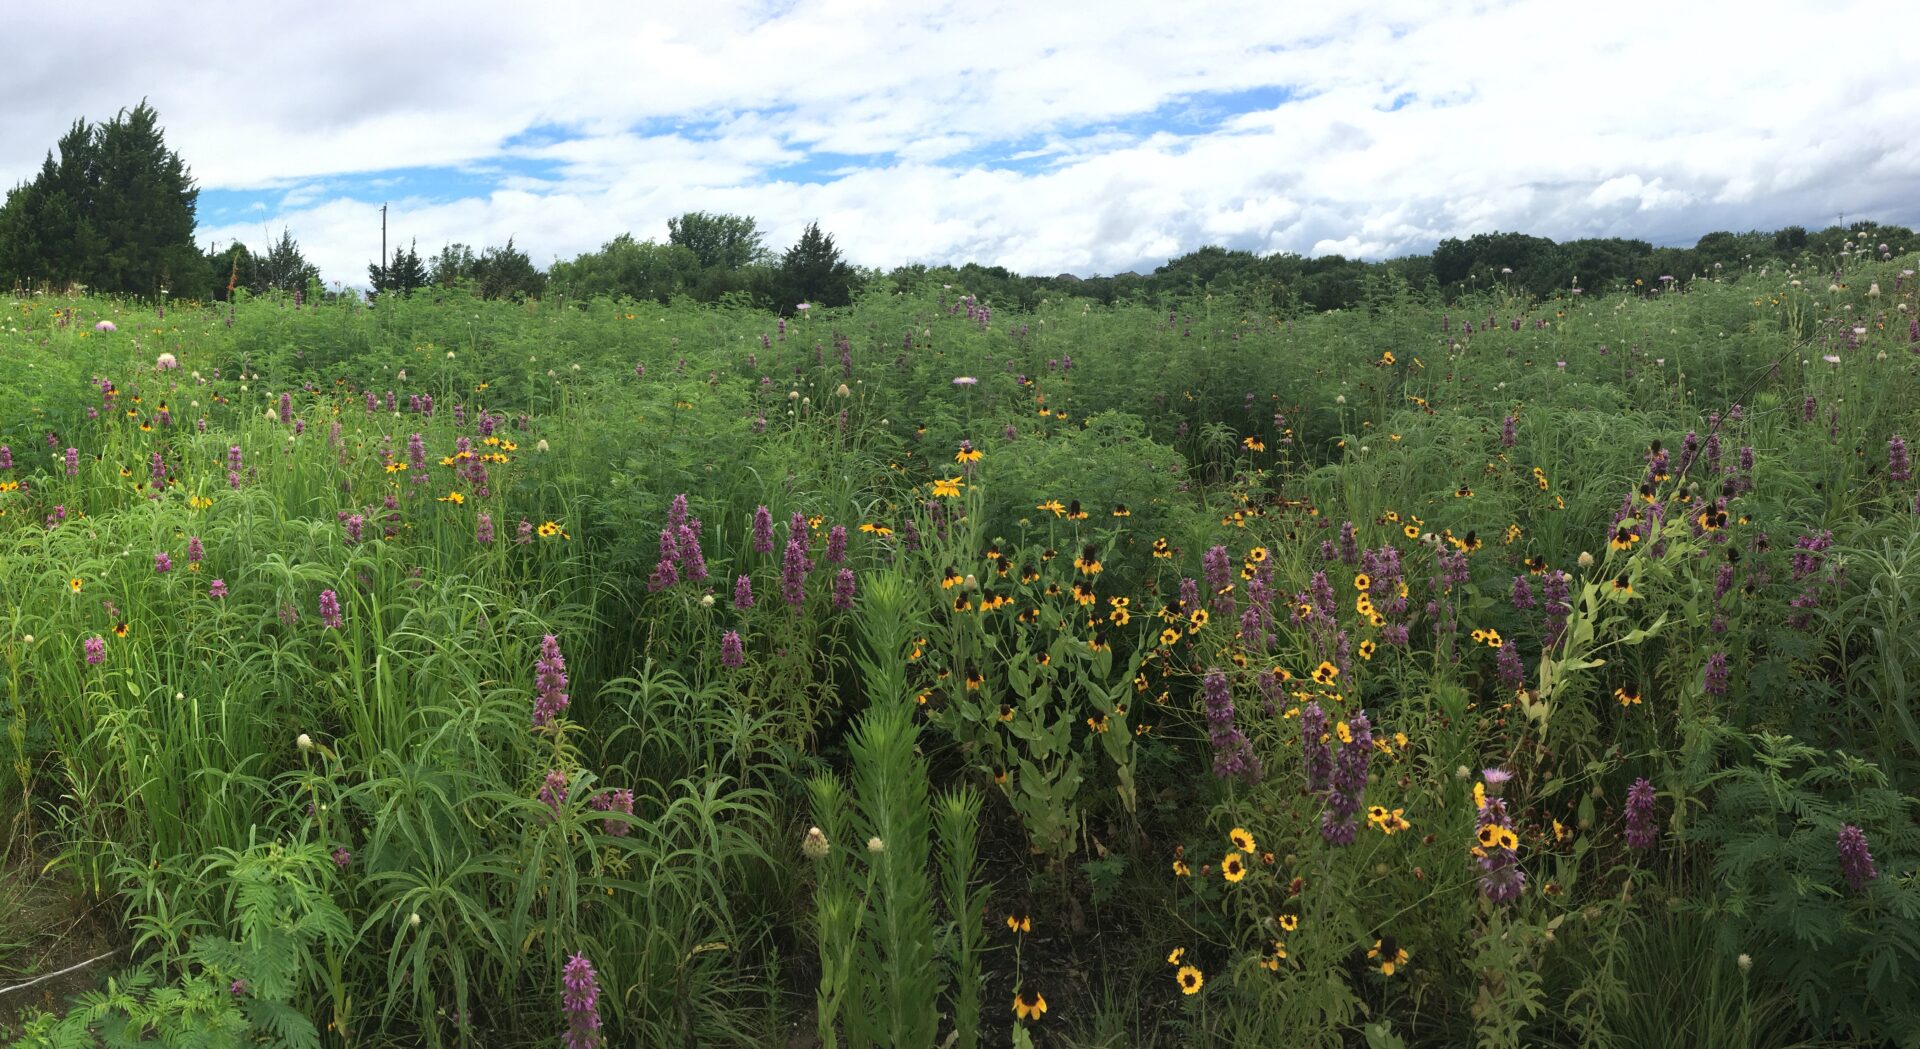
380, 203, 388, 291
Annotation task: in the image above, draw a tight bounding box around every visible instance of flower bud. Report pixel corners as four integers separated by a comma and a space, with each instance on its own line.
802, 827, 830, 860
297, 733, 314, 751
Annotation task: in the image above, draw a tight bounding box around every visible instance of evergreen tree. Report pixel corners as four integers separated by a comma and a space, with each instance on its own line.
256, 228, 321, 294
0, 102, 206, 296
369, 239, 428, 296
778, 221, 856, 309
471, 238, 545, 300
428, 243, 478, 287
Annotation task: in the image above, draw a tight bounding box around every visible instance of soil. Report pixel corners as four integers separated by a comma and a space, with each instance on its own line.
0, 852, 119, 1038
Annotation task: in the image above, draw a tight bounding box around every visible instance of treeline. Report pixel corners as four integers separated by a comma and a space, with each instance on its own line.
3, 101, 1912, 312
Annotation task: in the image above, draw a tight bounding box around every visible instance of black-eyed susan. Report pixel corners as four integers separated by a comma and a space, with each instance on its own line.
1071, 582, 1097, 606
1011, 991, 1047, 1021
1112, 503, 1131, 517
1610, 525, 1640, 551
1064, 500, 1088, 521
998, 703, 1016, 723
964, 665, 983, 691
941, 566, 963, 589
1036, 499, 1065, 516
1219, 855, 1245, 885
437, 491, 466, 505
1074, 546, 1103, 575
1176, 965, 1204, 995
1087, 713, 1110, 732
1229, 827, 1257, 854
113, 622, 130, 638
1151, 537, 1173, 559
1006, 914, 1032, 934
1243, 435, 1266, 452
932, 477, 964, 498
1611, 574, 1633, 595
1368, 937, 1408, 976
1615, 686, 1642, 707
955, 442, 982, 464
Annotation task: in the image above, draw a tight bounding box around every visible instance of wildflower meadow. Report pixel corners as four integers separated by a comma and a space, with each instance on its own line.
2, 253, 1918, 1048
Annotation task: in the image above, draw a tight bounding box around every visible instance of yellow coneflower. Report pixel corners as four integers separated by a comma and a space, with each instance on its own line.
1615, 686, 1642, 707
1006, 914, 1032, 934
1260, 940, 1288, 970
1012, 991, 1047, 1021
1610, 525, 1640, 551
955, 444, 982, 464
941, 567, 963, 589
114, 622, 130, 638
1611, 574, 1633, 595
1071, 582, 1096, 606
1152, 537, 1173, 559
1074, 546, 1103, 575
1177, 965, 1204, 995
1086, 714, 1110, 733
1368, 938, 1408, 976
1112, 503, 1130, 517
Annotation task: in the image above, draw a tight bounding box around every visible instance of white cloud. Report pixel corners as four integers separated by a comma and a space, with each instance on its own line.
12, 0, 1920, 286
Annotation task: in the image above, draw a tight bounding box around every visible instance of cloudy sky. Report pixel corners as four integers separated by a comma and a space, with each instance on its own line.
5, 1, 1916, 286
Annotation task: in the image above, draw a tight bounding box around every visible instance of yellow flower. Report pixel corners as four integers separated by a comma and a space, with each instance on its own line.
1353, 573, 1371, 591
438, 491, 466, 504
68, 577, 83, 594
1312, 661, 1340, 685
1012, 991, 1047, 1021
1166, 946, 1186, 966
1006, 914, 1032, 934
1473, 782, 1487, 811
1172, 859, 1191, 877
1335, 721, 1353, 744
1368, 939, 1408, 977
1221, 854, 1247, 883
931, 477, 964, 498
537, 521, 562, 538
1229, 827, 1256, 854
955, 445, 982, 464
1177, 965, 1204, 995
1278, 914, 1299, 933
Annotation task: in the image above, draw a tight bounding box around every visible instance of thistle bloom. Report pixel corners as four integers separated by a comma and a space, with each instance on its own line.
532, 635, 570, 727
1837, 824, 1879, 892
318, 589, 343, 629
720, 629, 745, 668
1623, 777, 1658, 849
562, 952, 603, 1049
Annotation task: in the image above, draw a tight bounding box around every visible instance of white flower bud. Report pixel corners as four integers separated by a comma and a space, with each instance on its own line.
297, 733, 314, 751
867, 836, 886, 854
802, 827, 830, 860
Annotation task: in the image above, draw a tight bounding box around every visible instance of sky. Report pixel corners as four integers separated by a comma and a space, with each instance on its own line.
4, 0, 1917, 288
